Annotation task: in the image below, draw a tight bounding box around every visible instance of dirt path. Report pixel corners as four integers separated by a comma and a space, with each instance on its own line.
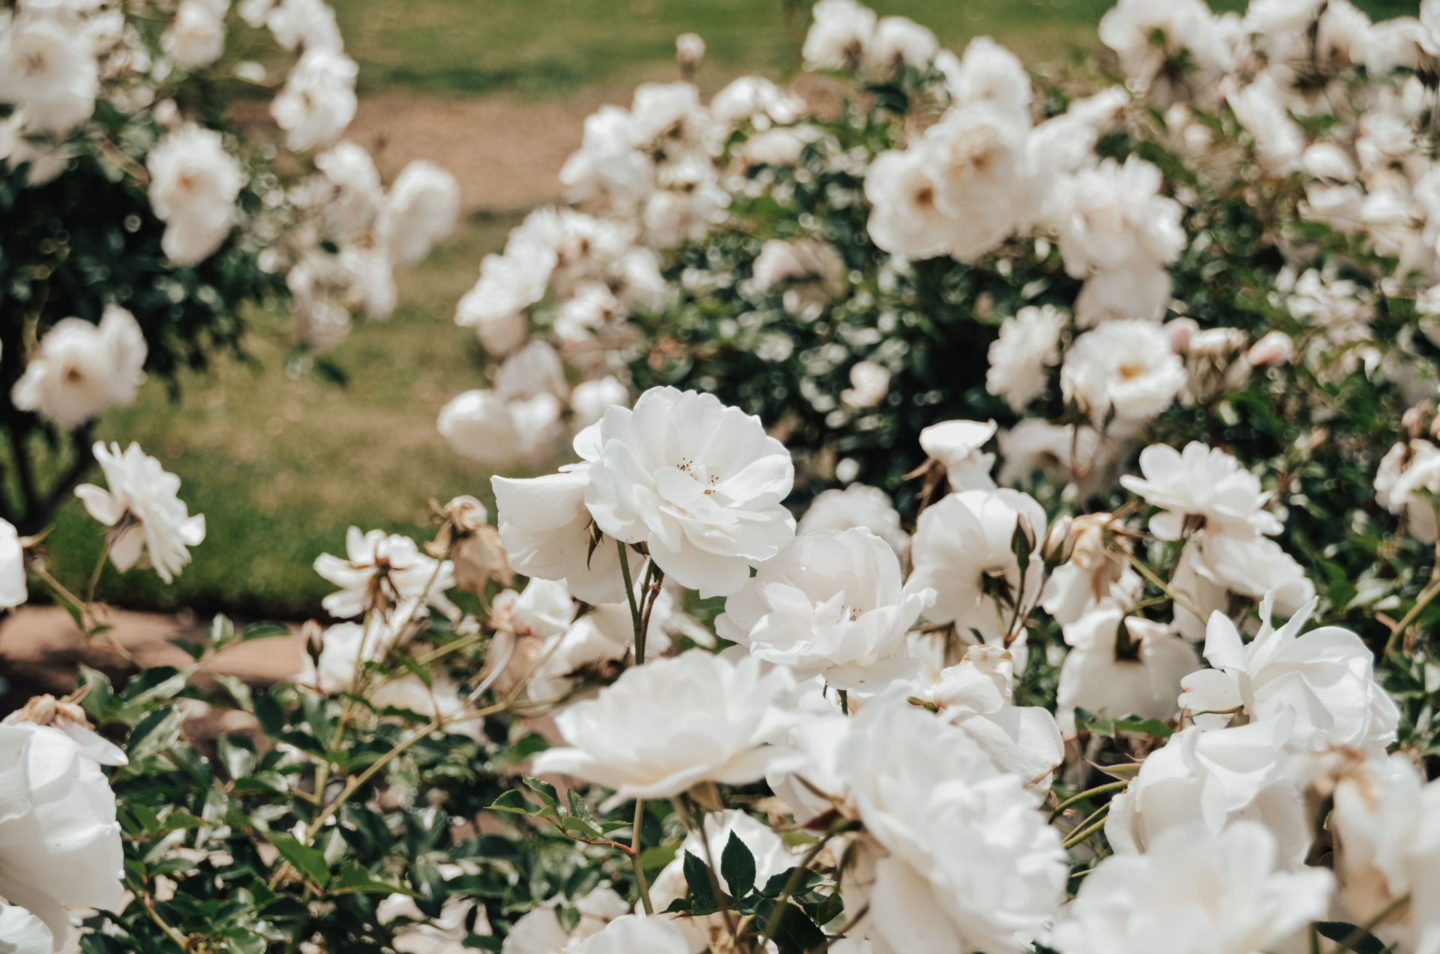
0, 606, 304, 712
348, 89, 602, 216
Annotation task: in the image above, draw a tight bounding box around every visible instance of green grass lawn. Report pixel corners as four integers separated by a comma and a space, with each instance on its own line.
45, 215, 522, 619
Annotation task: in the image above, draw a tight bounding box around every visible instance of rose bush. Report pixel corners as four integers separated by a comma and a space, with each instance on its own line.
0, 0, 458, 534
2, 1, 1440, 953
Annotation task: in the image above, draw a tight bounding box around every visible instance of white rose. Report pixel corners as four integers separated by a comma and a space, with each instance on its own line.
0, 15, 97, 133
532, 651, 793, 807
11, 305, 147, 430
0, 723, 126, 945
0, 902, 53, 954
717, 528, 933, 690
578, 915, 689, 954
940, 36, 1031, 114
1055, 604, 1200, 737
996, 420, 1106, 491
1073, 265, 1172, 326
1052, 821, 1332, 954
1179, 597, 1399, 753
271, 47, 357, 151
802, 0, 876, 71
918, 419, 997, 491
146, 125, 243, 265
860, 15, 937, 81
1120, 441, 1282, 539
437, 390, 561, 468
312, 526, 456, 621
1060, 320, 1185, 428
502, 886, 630, 954
494, 340, 568, 402
1105, 720, 1312, 864
1048, 157, 1185, 277
1330, 754, 1440, 954
0, 519, 25, 609
581, 387, 795, 598
838, 701, 1066, 954
904, 644, 1064, 784
1376, 439, 1440, 542
909, 488, 1046, 647
74, 441, 206, 584
841, 360, 891, 410
492, 463, 645, 606
378, 160, 460, 266
797, 484, 907, 555
163, 0, 228, 68
1172, 532, 1315, 633
986, 306, 1065, 412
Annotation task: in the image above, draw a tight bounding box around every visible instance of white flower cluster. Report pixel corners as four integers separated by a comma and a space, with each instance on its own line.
438, 0, 1440, 506
458, 385, 1434, 954
0, 0, 460, 394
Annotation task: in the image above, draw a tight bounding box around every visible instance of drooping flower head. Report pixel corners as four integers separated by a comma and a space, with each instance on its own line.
75, 442, 206, 584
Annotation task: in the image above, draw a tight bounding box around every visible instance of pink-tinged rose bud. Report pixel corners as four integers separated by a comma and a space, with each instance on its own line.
1248, 330, 1294, 367
1166, 317, 1199, 352
1402, 405, 1426, 438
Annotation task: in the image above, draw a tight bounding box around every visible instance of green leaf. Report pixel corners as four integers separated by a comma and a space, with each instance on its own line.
331, 863, 419, 897
682, 851, 719, 914
125, 707, 186, 762
269, 835, 331, 888
522, 776, 559, 810
242, 621, 292, 641
566, 789, 594, 824
253, 691, 285, 735
721, 832, 757, 899
488, 789, 538, 815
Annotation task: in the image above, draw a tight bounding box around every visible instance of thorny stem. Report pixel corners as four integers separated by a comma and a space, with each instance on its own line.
1126, 553, 1206, 620
86, 538, 110, 603
127, 878, 188, 949
632, 798, 655, 915
618, 540, 645, 663
1049, 779, 1129, 820
637, 561, 664, 664
1384, 546, 1440, 656
1061, 806, 1111, 851
29, 557, 135, 662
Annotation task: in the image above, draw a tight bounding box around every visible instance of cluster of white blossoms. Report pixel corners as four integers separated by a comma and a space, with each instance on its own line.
0, 0, 459, 369
418, 383, 1430, 954
436, 0, 1440, 507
